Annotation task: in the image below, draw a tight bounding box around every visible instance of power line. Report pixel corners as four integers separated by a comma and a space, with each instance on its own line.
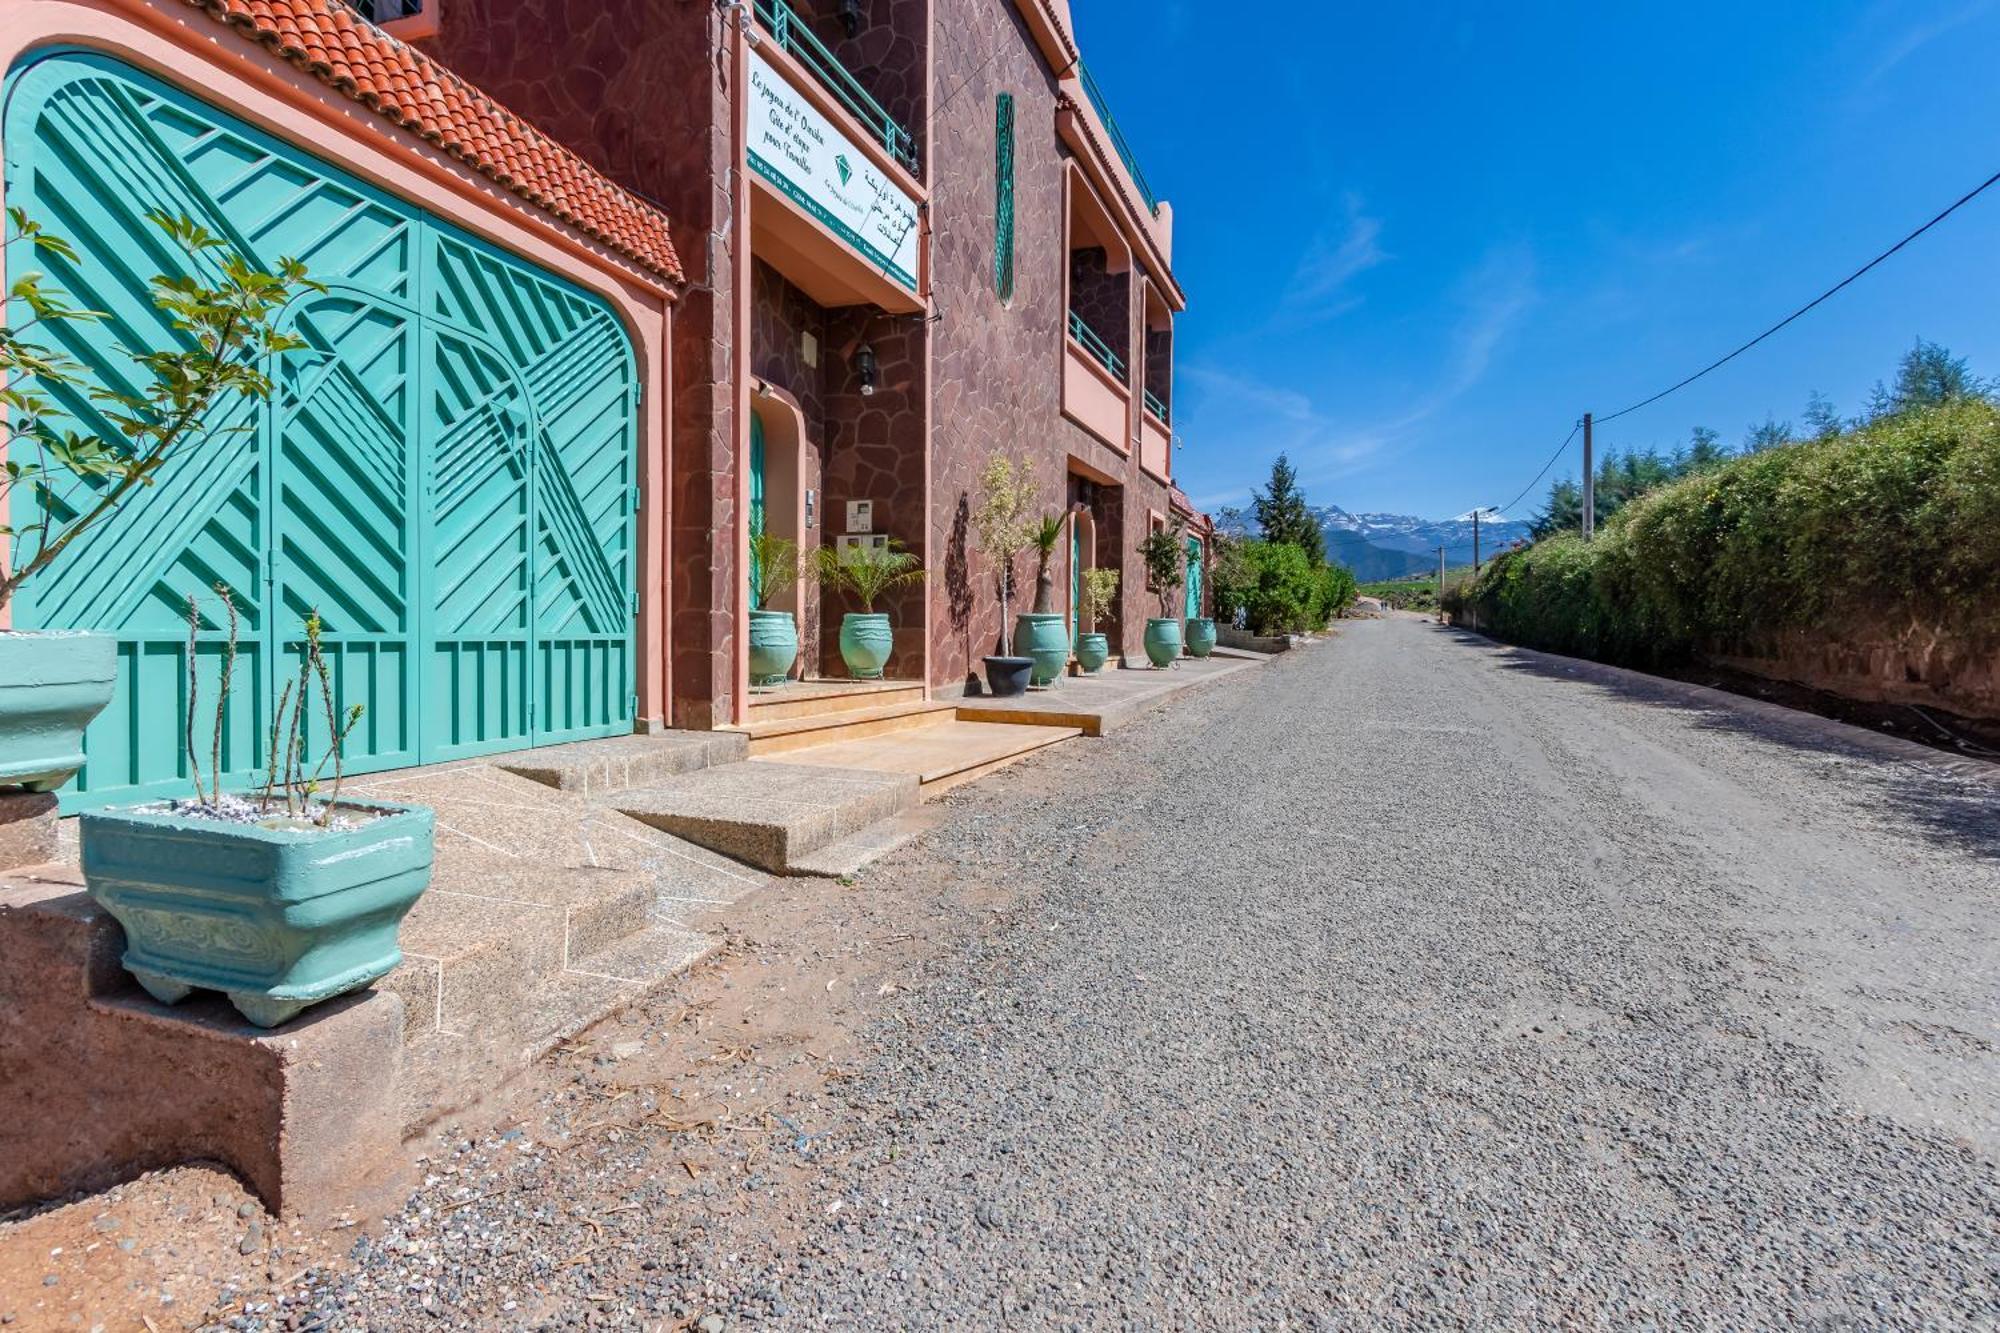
1595, 166, 2000, 425
1484, 164, 2000, 517
1494, 420, 1580, 515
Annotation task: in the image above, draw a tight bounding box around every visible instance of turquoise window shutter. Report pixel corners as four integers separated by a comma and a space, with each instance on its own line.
995, 93, 1015, 301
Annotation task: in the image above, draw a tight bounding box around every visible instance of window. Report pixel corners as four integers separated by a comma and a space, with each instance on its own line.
994, 93, 1015, 301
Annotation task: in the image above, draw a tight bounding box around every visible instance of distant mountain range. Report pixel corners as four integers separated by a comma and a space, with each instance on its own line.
1218, 505, 1535, 581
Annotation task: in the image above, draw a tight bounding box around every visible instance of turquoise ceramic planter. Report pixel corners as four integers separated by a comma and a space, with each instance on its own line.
838, 612, 894, 679
0, 631, 116, 792
1015, 612, 1070, 687
1184, 617, 1217, 658
748, 609, 799, 687
1074, 632, 1110, 674
1143, 617, 1183, 668
80, 800, 436, 1028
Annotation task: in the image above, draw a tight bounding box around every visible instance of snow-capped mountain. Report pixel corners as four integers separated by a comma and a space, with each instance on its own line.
1220, 505, 1534, 581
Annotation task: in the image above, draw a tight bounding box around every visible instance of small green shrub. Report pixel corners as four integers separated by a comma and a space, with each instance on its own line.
1216, 540, 1333, 635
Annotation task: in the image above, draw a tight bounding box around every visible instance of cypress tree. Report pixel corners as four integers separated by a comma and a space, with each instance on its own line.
1251, 454, 1325, 566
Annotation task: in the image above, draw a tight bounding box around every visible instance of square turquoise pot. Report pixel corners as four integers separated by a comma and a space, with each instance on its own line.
0, 630, 117, 792
80, 799, 436, 1028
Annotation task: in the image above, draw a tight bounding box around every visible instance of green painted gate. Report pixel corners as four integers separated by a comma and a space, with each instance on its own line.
1184, 536, 1203, 619
1069, 519, 1082, 641
4, 53, 640, 809
748, 414, 767, 598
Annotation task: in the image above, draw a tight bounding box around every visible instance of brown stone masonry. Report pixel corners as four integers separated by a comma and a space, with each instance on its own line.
928, 0, 1177, 684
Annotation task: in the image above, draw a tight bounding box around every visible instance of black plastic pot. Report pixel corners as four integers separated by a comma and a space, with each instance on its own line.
982, 655, 1034, 698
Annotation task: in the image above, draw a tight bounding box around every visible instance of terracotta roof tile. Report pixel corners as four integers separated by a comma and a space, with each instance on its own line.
184, 0, 684, 284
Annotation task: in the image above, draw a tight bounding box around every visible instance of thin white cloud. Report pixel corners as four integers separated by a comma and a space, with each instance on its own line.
1286, 194, 1387, 312
1181, 244, 1539, 507
1866, 1, 1992, 83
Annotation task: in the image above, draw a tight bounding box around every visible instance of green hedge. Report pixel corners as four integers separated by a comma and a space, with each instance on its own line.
1214, 540, 1357, 634
1446, 399, 2000, 664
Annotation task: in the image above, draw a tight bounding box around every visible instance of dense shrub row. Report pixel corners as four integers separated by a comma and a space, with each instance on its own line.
1213, 539, 1357, 635
1444, 399, 2000, 664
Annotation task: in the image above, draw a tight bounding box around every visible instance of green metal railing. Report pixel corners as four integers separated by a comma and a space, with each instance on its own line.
755, 0, 919, 175
1068, 310, 1127, 381
1144, 388, 1170, 423
1078, 63, 1159, 215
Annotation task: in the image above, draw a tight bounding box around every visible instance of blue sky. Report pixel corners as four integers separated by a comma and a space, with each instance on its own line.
1074, 2, 2000, 520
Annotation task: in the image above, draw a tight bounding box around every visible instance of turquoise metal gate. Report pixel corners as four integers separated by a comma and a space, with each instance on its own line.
4, 53, 639, 809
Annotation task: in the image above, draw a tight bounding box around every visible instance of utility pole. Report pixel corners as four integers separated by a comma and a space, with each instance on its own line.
1472, 509, 1481, 573
1581, 411, 1595, 540
1436, 545, 1446, 624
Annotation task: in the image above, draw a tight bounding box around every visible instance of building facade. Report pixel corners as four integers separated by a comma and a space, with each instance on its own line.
2, 0, 1209, 807
412, 0, 1207, 726
0, 0, 682, 809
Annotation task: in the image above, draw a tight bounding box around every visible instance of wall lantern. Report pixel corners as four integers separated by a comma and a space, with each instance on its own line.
838, 0, 864, 37
854, 342, 879, 397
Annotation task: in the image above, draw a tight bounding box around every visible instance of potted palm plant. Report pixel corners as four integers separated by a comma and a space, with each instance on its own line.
80, 591, 434, 1028
0, 209, 315, 793
1075, 567, 1119, 674
1016, 514, 1069, 688
814, 540, 925, 679
748, 532, 804, 689
972, 454, 1038, 697
1138, 519, 1188, 668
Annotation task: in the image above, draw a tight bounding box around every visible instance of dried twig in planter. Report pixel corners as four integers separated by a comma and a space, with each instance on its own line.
184, 592, 204, 807
212, 581, 237, 795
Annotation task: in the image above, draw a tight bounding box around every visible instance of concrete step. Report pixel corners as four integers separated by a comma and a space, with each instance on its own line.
768, 719, 1082, 797
395, 916, 711, 1129
610, 761, 919, 873
380, 863, 655, 1042
496, 731, 747, 795
744, 699, 958, 756
746, 678, 926, 722
787, 806, 946, 878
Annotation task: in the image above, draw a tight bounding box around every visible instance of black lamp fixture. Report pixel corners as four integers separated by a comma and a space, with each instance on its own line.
853, 342, 879, 397
837, 0, 864, 37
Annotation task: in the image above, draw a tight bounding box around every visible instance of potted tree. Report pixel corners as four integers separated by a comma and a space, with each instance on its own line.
1016, 514, 1069, 688
971, 454, 1037, 697
80, 591, 435, 1028
748, 531, 804, 689
1, 209, 315, 792
1138, 519, 1188, 668
1075, 567, 1119, 674
814, 540, 925, 679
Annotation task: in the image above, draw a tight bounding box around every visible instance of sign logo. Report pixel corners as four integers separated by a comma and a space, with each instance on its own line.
834, 153, 853, 187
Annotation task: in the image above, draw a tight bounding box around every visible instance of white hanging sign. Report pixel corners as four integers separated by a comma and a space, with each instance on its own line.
747, 52, 921, 292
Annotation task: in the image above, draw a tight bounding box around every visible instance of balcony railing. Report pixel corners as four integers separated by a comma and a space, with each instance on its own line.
1078, 63, 1159, 216
1068, 310, 1127, 382
1143, 388, 1170, 423
755, 0, 919, 175
343, 0, 422, 18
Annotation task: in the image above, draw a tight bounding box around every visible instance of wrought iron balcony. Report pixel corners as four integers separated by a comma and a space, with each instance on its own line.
1078, 62, 1159, 216
1144, 388, 1170, 423
1068, 310, 1127, 382
755, 0, 920, 175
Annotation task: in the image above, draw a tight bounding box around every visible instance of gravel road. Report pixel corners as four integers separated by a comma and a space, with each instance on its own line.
78, 614, 1994, 1331
740, 617, 2000, 1328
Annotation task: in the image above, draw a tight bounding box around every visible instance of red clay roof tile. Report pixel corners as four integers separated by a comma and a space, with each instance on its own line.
183, 0, 684, 284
